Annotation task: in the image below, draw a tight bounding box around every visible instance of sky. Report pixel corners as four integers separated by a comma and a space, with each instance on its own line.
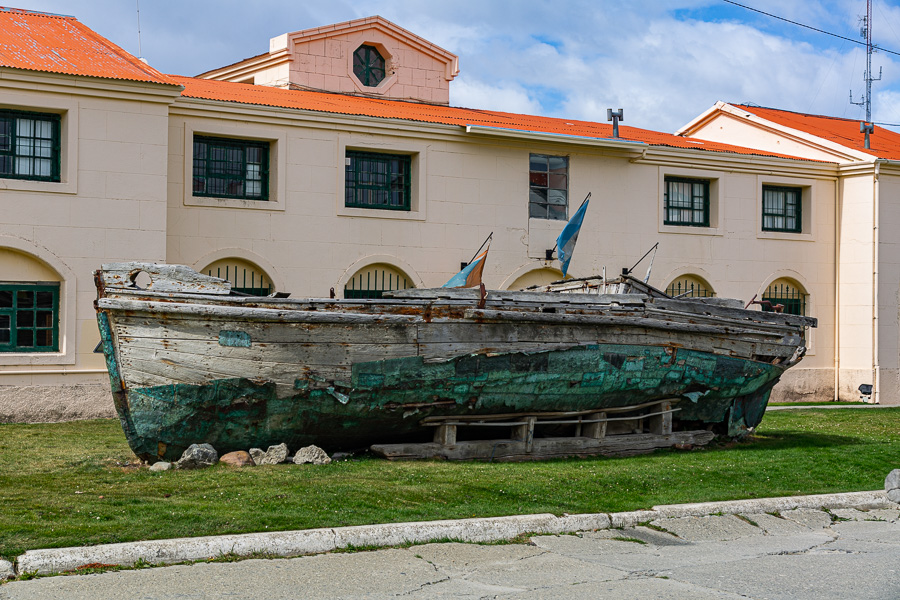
17, 0, 900, 133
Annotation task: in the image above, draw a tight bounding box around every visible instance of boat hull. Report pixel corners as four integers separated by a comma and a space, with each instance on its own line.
98, 311, 782, 461
94, 263, 813, 462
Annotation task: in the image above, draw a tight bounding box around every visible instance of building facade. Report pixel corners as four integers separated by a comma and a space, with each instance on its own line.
0, 9, 889, 423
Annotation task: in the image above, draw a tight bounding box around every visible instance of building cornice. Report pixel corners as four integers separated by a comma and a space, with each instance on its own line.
0, 67, 183, 104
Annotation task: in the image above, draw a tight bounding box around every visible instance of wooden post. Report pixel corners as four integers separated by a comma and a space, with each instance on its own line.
512, 417, 536, 453
433, 423, 457, 446
582, 412, 607, 439
648, 401, 673, 435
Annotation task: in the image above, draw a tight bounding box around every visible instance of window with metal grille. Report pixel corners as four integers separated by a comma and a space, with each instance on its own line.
529, 154, 568, 220
0, 283, 60, 352
0, 110, 60, 182
761, 280, 807, 316
353, 45, 386, 87
345, 150, 411, 210
193, 136, 269, 200
666, 276, 715, 298
664, 177, 709, 227
762, 185, 801, 233
204, 260, 273, 296
344, 264, 412, 299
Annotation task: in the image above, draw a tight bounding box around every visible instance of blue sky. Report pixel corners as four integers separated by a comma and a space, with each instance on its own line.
19, 0, 900, 132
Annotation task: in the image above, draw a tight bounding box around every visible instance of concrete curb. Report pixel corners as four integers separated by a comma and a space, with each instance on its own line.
12, 491, 896, 577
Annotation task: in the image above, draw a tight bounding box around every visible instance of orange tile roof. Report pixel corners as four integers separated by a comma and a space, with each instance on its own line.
0, 7, 176, 85
172, 76, 814, 161
735, 104, 900, 161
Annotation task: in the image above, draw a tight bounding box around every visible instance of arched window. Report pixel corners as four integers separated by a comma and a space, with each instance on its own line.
344, 263, 412, 299
762, 278, 808, 315
0, 248, 61, 352
666, 274, 715, 298
203, 258, 273, 296
353, 45, 386, 87
507, 268, 566, 291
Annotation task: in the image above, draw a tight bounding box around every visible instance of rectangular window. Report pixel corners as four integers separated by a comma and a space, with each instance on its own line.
193, 135, 269, 200
664, 177, 709, 227
345, 150, 411, 210
0, 283, 60, 352
529, 154, 568, 220
0, 110, 60, 182
762, 185, 801, 233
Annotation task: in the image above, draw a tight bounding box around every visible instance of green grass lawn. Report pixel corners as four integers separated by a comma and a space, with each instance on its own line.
1, 408, 898, 559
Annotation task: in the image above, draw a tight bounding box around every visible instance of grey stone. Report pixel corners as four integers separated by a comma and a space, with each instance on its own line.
252, 443, 289, 465
292, 445, 331, 465
174, 444, 218, 469
148, 461, 171, 472
0, 558, 14, 580
888, 488, 900, 504
886, 469, 900, 491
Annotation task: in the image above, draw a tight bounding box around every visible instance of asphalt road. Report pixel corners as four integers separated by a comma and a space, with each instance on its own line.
2, 506, 898, 600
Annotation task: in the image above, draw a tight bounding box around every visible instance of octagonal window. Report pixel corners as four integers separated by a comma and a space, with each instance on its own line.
353, 45, 386, 87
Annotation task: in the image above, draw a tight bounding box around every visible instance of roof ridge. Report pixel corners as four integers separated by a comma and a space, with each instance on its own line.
733, 103, 865, 124
0, 6, 74, 19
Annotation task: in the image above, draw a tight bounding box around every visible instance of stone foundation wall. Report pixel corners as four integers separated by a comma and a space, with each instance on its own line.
0, 384, 115, 423
769, 368, 835, 403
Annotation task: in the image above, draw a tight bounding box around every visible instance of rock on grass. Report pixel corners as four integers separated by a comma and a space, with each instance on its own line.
175, 444, 218, 469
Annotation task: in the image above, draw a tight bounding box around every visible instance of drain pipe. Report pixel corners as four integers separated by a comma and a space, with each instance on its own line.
834, 174, 840, 402
872, 161, 881, 404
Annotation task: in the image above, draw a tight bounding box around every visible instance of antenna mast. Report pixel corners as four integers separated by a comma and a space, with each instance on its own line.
136, 0, 144, 61
850, 0, 881, 148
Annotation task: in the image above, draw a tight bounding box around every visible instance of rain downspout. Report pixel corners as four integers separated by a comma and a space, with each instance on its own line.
873, 161, 881, 404
834, 174, 840, 401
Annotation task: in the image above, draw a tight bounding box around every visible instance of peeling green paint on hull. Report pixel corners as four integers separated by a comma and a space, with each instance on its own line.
115, 344, 784, 462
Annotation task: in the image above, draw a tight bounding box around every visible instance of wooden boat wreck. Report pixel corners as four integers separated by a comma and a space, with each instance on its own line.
94, 263, 816, 462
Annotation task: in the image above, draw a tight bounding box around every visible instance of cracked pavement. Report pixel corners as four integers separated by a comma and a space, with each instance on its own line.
2, 507, 898, 599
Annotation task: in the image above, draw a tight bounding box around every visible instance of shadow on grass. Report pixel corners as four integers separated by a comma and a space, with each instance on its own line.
724, 431, 864, 452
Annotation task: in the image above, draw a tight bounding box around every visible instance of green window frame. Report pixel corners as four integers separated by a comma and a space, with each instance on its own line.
529, 154, 568, 220
353, 45, 386, 87
0, 283, 60, 353
193, 135, 269, 201
664, 177, 710, 227
345, 150, 411, 210
762, 185, 801, 233
0, 109, 61, 182
761, 283, 807, 316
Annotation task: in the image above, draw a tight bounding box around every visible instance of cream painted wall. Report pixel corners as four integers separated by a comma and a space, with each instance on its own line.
0, 73, 177, 393
165, 99, 837, 401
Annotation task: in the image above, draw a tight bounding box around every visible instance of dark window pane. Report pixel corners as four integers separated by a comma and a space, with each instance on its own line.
35, 330, 53, 347
0, 329, 8, 344
0, 291, 11, 307
529, 172, 548, 186
17, 291, 33, 308
16, 311, 33, 327
36, 310, 53, 327
16, 329, 33, 347
0, 315, 8, 329
36, 291, 53, 308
